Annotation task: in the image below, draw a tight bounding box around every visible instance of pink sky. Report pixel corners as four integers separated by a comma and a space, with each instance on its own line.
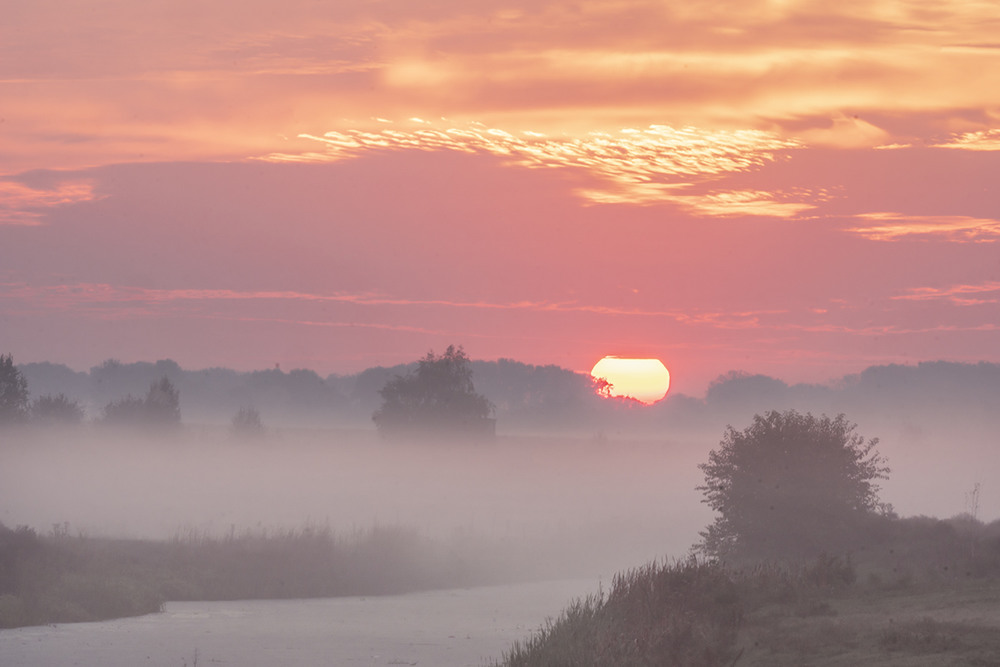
2, 0, 999, 395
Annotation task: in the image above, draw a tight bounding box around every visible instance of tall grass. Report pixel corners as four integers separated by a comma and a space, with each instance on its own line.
0, 522, 517, 629
495, 559, 745, 667
491, 530, 1000, 667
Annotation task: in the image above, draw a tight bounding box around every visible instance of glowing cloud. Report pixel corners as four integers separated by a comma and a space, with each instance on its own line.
847, 212, 1000, 242
0, 180, 101, 226
267, 121, 802, 210
893, 281, 1000, 306
935, 130, 1000, 151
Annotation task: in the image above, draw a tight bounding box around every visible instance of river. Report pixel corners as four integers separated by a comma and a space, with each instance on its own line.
0, 578, 599, 666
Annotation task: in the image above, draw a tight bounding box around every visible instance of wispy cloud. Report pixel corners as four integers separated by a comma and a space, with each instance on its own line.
4, 0, 1000, 173
0, 282, 785, 329
935, 129, 1000, 151
893, 281, 1000, 306
264, 120, 811, 213
846, 212, 1000, 242
0, 179, 101, 225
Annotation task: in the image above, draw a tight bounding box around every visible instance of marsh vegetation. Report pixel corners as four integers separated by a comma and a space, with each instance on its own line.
493, 554, 1000, 666
0, 521, 519, 629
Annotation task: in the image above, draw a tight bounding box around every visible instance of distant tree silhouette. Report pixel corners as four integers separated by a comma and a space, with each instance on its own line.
231, 406, 265, 438
29, 393, 85, 426
373, 345, 495, 439
0, 354, 30, 425
102, 377, 181, 429
696, 410, 891, 562
145, 377, 180, 426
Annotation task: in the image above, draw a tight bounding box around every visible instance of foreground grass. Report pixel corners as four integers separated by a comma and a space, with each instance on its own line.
491, 556, 1000, 667
0, 522, 512, 629
496, 559, 744, 667
737, 578, 1000, 666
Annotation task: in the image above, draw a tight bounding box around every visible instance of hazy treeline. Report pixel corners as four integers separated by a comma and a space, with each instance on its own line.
15, 357, 599, 431
15, 357, 1000, 434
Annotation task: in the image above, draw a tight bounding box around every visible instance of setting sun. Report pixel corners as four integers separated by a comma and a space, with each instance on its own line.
590, 357, 671, 405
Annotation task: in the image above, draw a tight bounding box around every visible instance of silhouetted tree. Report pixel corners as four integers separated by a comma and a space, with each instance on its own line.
102, 377, 180, 429
231, 406, 265, 438
145, 377, 180, 426
29, 393, 85, 426
101, 395, 145, 426
696, 410, 891, 562
373, 345, 494, 439
0, 354, 30, 425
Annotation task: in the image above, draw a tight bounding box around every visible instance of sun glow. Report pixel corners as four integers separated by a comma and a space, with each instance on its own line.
590, 357, 671, 405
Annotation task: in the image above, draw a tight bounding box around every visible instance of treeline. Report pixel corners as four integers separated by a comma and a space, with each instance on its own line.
9, 354, 1000, 433
8, 355, 617, 432
1, 354, 186, 431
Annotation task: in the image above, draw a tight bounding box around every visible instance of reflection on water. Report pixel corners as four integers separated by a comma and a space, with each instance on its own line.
0, 579, 598, 667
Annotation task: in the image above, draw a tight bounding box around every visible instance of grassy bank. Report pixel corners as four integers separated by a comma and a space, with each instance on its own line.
491, 557, 1000, 666
491, 516, 1000, 667
0, 521, 515, 629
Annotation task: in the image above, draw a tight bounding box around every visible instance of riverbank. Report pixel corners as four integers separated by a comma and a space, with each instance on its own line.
0, 578, 601, 667
0, 522, 531, 629
490, 557, 1000, 666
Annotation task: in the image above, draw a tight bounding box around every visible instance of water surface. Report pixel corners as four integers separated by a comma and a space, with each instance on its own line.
0, 579, 598, 666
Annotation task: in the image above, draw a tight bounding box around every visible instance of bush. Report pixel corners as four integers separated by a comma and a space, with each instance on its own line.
373, 345, 495, 439
30, 393, 85, 425
697, 411, 890, 563
102, 377, 180, 429
231, 406, 265, 438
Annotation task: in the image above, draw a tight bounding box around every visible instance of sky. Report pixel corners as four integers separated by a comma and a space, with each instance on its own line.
2, 0, 999, 396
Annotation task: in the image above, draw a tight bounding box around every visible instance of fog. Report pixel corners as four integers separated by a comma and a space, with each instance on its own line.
4, 372, 999, 587
853, 413, 999, 522
0, 428, 717, 580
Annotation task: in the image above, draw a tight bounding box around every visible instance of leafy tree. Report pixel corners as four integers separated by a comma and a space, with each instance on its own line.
231, 406, 265, 438
29, 393, 85, 426
102, 395, 145, 426
144, 377, 180, 426
0, 354, 30, 424
696, 410, 891, 562
373, 345, 494, 439
102, 377, 181, 429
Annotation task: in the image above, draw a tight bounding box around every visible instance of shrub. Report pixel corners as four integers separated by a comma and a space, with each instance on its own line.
30, 393, 85, 425
231, 406, 265, 438
102, 377, 180, 429
697, 411, 890, 563
495, 559, 744, 667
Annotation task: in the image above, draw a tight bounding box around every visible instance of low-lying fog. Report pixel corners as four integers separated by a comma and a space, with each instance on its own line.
1, 414, 995, 581
0, 429, 714, 579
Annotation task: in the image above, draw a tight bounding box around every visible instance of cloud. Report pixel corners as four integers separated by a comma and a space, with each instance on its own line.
5, 0, 1000, 173
935, 129, 1000, 151
265, 120, 807, 212
0, 281, 788, 331
793, 114, 892, 149
845, 212, 1000, 242
0, 179, 101, 225
676, 189, 816, 217
893, 281, 1000, 306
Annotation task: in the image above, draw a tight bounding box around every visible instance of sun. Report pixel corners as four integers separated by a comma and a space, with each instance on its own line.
590, 356, 671, 405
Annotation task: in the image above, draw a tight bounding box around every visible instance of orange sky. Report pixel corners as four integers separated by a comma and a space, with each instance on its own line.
2, 0, 999, 395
